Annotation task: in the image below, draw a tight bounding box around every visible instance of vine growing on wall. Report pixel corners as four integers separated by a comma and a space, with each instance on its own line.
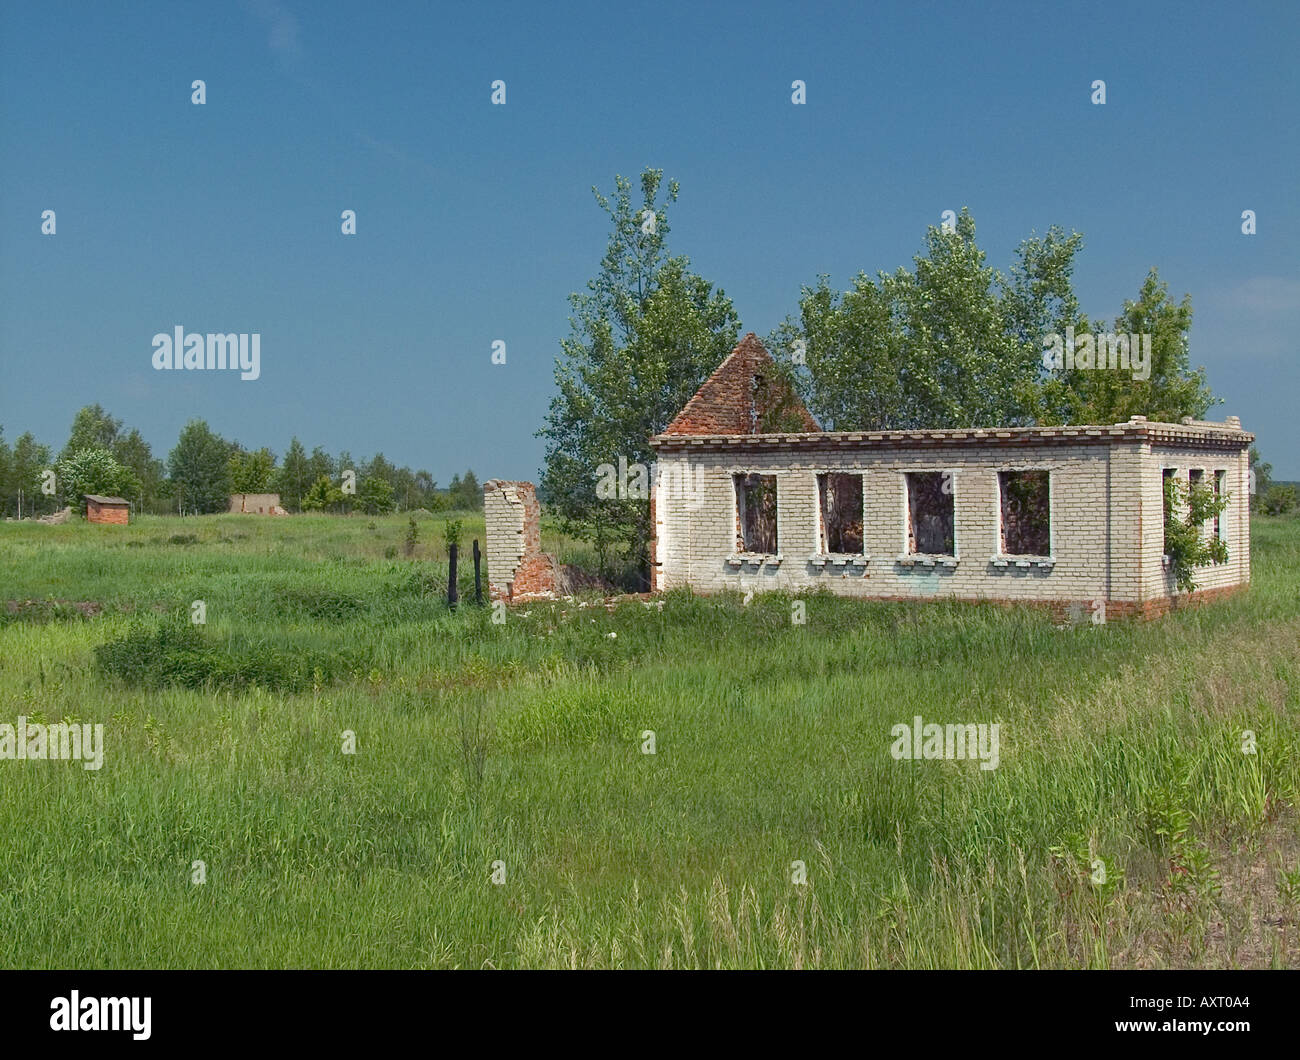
1163, 476, 1229, 592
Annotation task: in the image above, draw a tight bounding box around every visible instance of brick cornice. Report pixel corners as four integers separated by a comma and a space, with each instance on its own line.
651, 420, 1253, 454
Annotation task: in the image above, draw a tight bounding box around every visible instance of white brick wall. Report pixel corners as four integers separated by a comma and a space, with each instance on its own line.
483, 481, 527, 590
651, 432, 1250, 608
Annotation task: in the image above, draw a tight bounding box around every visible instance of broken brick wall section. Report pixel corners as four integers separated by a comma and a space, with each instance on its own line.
483, 479, 556, 601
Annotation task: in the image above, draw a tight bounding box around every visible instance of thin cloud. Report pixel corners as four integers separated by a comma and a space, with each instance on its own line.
244, 0, 304, 67
1213, 276, 1300, 314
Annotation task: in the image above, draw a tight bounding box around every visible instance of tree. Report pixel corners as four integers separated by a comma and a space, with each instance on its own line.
59, 404, 122, 463
1249, 447, 1273, 512
57, 447, 139, 514
768, 271, 910, 430
446, 469, 482, 511
113, 428, 165, 511
538, 169, 740, 583
307, 446, 335, 485
8, 432, 55, 517
0, 428, 9, 518
276, 438, 311, 512
229, 446, 276, 493
457, 469, 481, 510
1002, 226, 1089, 426
362, 452, 397, 485
1262, 484, 1297, 516
168, 420, 233, 514
357, 475, 396, 515
776, 212, 1086, 431
777, 212, 1218, 433
1060, 269, 1216, 424
893, 210, 1032, 428
58, 406, 164, 510
300, 474, 345, 513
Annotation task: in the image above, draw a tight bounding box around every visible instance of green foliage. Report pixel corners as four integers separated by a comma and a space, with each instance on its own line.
2, 431, 56, 517
1262, 484, 1297, 516
59, 403, 122, 460
273, 586, 366, 621
1249, 446, 1272, 511
445, 469, 482, 511
357, 475, 396, 515
776, 211, 1217, 432
4, 513, 1300, 968
168, 419, 233, 514
1060, 270, 1216, 424
442, 518, 462, 554
56, 446, 140, 512
774, 211, 1066, 430
229, 446, 276, 493
404, 517, 419, 557
539, 169, 740, 584
1162, 475, 1230, 591
276, 438, 312, 512
94, 617, 365, 693
59, 405, 165, 511
300, 475, 345, 513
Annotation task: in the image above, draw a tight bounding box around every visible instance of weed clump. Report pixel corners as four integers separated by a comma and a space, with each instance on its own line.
273, 586, 367, 621
94, 618, 365, 692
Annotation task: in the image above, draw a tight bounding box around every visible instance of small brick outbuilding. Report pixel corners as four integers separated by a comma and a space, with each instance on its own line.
85, 495, 130, 525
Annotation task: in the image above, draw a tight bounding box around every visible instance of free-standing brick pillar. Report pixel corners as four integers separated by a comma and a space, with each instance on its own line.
483, 480, 557, 602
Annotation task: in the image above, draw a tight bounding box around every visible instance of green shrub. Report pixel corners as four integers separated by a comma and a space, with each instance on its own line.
273, 586, 367, 621
94, 617, 366, 692
1262, 484, 1297, 516
1163, 476, 1229, 592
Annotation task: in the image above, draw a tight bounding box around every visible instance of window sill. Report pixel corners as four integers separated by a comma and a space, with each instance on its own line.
897, 555, 958, 569
809, 553, 870, 568
991, 555, 1054, 570
728, 552, 782, 568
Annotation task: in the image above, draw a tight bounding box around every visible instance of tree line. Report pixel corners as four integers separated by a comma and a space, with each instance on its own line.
0, 406, 483, 518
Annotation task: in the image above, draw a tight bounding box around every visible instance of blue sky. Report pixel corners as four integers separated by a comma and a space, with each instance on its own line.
2, 0, 1297, 480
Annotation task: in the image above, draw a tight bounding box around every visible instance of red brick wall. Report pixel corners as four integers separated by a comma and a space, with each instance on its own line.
511, 553, 558, 600
663, 333, 819, 436
87, 501, 128, 525
484, 480, 555, 601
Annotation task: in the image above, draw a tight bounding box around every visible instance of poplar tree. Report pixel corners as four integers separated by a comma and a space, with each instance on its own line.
538, 168, 739, 585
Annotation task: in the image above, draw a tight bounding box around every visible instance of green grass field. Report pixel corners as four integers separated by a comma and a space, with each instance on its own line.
1, 511, 1298, 968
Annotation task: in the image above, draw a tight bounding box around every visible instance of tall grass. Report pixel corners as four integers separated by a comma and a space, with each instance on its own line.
0, 513, 1297, 967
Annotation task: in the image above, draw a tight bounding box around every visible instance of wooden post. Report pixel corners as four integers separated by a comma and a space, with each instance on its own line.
448, 542, 459, 611
473, 539, 483, 605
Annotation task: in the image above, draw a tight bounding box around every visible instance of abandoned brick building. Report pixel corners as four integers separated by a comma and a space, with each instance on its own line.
646, 334, 1253, 619
485, 334, 1252, 618
85, 494, 130, 525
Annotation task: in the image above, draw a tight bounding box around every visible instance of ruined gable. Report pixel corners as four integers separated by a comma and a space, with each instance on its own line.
662, 333, 820, 437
